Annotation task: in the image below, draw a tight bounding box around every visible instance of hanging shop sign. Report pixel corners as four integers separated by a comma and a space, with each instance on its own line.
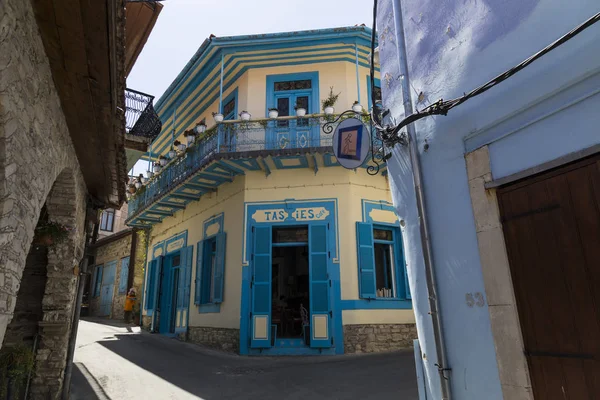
332, 118, 370, 169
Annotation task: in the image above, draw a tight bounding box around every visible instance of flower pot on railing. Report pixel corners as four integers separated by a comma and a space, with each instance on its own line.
295, 107, 306, 117
168, 149, 176, 159
159, 156, 168, 166
146, 170, 153, 179
194, 118, 207, 134
352, 102, 363, 113
153, 163, 161, 173
212, 112, 224, 123
134, 181, 142, 189
239, 111, 251, 121
128, 184, 137, 194
184, 130, 196, 146
324, 106, 335, 115
178, 143, 186, 152
268, 108, 279, 119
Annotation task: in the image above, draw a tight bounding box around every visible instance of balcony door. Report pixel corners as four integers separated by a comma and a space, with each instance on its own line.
266, 72, 319, 151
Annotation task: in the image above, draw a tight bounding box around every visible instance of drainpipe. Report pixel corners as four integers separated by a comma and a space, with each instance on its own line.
392, 1, 452, 399
354, 43, 362, 105
62, 204, 100, 399
127, 228, 138, 292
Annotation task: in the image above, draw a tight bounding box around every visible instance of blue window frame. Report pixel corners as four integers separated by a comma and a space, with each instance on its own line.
195, 232, 226, 307
222, 88, 238, 120
118, 256, 130, 294
92, 265, 103, 298
366, 76, 382, 111
356, 222, 409, 300
145, 259, 158, 311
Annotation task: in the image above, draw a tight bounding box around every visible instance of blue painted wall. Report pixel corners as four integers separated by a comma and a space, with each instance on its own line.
378, 0, 600, 399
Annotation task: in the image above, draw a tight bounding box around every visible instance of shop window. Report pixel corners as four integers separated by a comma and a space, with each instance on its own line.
99, 209, 115, 232
195, 232, 227, 306
356, 223, 410, 300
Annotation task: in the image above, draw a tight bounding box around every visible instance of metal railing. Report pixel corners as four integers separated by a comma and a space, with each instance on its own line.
125, 88, 162, 139
127, 116, 349, 219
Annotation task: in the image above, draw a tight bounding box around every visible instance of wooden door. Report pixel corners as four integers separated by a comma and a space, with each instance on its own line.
498, 155, 600, 399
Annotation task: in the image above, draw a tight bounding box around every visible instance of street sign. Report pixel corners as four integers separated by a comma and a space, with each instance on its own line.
332, 118, 370, 169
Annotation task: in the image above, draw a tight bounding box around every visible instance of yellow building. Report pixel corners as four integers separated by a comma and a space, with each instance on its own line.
126, 26, 416, 355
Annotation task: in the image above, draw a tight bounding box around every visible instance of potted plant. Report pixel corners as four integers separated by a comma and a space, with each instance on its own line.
322, 86, 340, 115
159, 155, 168, 166
135, 174, 144, 188
128, 183, 136, 194
239, 110, 251, 121
294, 103, 306, 117
168, 147, 177, 159
212, 111, 224, 123
352, 101, 363, 113
146, 170, 153, 179
153, 162, 161, 173
33, 221, 71, 246
194, 118, 207, 134
173, 140, 185, 152
268, 108, 279, 119
183, 130, 196, 146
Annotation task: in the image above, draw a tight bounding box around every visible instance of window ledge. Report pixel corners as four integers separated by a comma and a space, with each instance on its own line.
198, 303, 221, 313
340, 299, 412, 310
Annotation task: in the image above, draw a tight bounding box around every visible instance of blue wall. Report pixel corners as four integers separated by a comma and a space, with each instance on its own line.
378, 0, 600, 399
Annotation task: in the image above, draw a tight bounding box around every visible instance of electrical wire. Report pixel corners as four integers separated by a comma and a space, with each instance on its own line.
370, 9, 600, 141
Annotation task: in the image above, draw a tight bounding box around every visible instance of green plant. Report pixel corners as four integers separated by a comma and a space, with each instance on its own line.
34, 221, 71, 246
268, 108, 278, 112
321, 86, 340, 110
0, 344, 35, 398
257, 120, 269, 129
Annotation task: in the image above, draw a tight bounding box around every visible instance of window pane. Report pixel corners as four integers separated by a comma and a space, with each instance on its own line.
296, 96, 309, 127
274, 79, 311, 91
172, 255, 181, 267
373, 229, 392, 241
106, 212, 114, 231
277, 98, 289, 128
223, 98, 235, 119
100, 212, 107, 230
273, 227, 308, 243
374, 243, 394, 298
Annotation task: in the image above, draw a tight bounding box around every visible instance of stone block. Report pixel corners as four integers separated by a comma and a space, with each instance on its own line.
477, 227, 515, 306
488, 305, 531, 388
469, 176, 501, 233
466, 146, 491, 181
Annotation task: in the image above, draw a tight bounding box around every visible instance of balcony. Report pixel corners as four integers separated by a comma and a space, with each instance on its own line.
126, 115, 380, 227
124, 88, 163, 169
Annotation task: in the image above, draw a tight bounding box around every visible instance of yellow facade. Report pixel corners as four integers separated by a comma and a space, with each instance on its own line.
132, 27, 415, 354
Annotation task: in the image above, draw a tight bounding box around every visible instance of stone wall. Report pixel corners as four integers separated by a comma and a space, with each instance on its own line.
0, 0, 89, 397
187, 327, 240, 353
89, 233, 132, 320
343, 324, 417, 354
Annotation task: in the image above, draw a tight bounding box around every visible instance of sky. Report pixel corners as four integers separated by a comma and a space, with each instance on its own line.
127, 0, 374, 101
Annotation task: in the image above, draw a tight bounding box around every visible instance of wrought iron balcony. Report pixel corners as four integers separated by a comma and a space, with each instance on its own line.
125, 88, 162, 139
126, 115, 374, 221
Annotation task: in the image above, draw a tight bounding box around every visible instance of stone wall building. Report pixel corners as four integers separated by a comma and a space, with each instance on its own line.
0, 0, 162, 397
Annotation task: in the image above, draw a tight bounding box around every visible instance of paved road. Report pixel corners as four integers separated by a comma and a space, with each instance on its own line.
71, 319, 419, 400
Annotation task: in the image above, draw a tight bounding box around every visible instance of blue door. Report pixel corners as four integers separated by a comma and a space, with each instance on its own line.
309, 224, 332, 348
250, 226, 272, 348
271, 93, 315, 149
159, 253, 180, 334
99, 261, 117, 317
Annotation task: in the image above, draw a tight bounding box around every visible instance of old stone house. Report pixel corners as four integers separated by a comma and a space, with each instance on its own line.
0, 0, 162, 398
87, 204, 147, 322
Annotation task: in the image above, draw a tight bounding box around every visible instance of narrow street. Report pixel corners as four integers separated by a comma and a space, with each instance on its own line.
70, 319, 419, 400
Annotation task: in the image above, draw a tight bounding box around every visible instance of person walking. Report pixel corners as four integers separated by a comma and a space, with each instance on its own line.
124, 288, 136, 323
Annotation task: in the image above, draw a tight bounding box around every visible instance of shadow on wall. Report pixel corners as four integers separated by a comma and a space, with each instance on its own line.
93, 333, 419, 399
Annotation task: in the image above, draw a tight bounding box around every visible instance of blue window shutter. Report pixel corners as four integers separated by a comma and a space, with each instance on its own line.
118, 257, 130, 294
309, 224, 331, 348
213, 232, 226, 303
250, 226, 272, 348
194, 240, 204, 305
145, 260, 156, 310
356, 222, 376, 299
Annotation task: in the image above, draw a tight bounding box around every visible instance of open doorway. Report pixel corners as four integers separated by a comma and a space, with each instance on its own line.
271, 226, 310, 344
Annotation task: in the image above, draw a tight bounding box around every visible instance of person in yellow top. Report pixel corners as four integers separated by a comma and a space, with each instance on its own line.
124, 288, 136, 323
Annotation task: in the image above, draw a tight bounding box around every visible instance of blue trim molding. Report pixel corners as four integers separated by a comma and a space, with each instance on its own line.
165, 231, 188, 255
203, 212, 224, 239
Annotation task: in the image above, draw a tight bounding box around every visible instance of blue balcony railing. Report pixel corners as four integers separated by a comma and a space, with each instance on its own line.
128, 115, 369, 220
